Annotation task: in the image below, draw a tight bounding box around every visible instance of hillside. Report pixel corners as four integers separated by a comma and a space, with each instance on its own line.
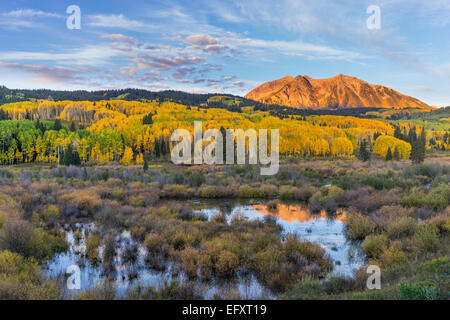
245, 74, 432, 110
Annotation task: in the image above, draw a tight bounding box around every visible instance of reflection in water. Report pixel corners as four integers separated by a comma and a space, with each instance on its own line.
252, 204, 347, 223
43, 223, 273, 299
44, 201, 365, 300
198, 203, 365, 277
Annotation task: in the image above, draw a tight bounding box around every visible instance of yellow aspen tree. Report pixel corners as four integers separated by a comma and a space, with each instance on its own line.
120, 146, 134, 165
136, 153, 144, 164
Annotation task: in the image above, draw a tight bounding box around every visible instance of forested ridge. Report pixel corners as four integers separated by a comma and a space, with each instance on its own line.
0, 98, 447, 166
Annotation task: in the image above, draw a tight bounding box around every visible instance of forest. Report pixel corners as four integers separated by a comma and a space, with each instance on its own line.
0, 99, 448, 166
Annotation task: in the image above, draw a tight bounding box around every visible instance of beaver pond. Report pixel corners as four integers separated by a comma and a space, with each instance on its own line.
42, 200, 366, 299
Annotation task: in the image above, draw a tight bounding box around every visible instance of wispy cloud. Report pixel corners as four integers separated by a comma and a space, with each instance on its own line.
2, 9, 63, 18
0, 62, 80, 84
0, 8, 63, 29
86, 14, 151, 31
0, 45, 120, 66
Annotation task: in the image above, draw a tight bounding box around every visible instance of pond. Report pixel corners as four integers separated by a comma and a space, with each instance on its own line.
195, 201, 366, 277
43, 200, 365, 299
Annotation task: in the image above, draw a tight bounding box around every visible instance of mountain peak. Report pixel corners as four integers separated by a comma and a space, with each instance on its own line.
245, 74, 430, 109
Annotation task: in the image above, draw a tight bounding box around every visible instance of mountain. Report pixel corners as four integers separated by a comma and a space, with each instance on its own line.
245, 74, 431, 109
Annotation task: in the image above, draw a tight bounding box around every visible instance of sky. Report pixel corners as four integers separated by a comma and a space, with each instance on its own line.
0, 0, 449, 106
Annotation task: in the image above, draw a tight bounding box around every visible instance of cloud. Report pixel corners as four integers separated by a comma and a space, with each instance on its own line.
173, 67, 197, 80
185, 34, 219, 46
86, 14, 147, 30
0, 8, 63, 29
101, 33, 136, 44
0, 62, 80, 84
2, 9, 63, 18
238, 38, 362, 61
0, 45, 120, 66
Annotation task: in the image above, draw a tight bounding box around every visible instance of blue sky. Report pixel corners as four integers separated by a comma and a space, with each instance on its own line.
0, 0, 449, 106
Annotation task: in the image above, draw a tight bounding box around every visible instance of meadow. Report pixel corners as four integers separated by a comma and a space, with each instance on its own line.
0, 158, 448, 299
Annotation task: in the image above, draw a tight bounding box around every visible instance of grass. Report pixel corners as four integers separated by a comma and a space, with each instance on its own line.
0, 156, 448, 300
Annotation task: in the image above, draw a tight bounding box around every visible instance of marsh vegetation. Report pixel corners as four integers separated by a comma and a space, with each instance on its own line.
0, 158, 448, 299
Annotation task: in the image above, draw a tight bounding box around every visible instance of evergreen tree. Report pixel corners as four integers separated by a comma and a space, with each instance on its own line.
143, 157, 149, 172
143, 113, 153, 125
409, 126, 418, 161
63, 145, 73, 166
385, 147, 393, 161
72, 151, 81, 166
393, 146, 400, 161
416, 127, 426, 163
53, 119, 62, 131
35, 120, 45, 134
0, 109, 8, 120
357, 139, 371, 162
154, 139, 160, 158
393, 125, 404, 140
70, 121, 76, 132
373, 132, 381, 142
408, 126, 417, 144
160, 137, 166, 156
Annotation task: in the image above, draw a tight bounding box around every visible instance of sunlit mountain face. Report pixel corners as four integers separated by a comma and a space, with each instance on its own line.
245, 75, 432, 110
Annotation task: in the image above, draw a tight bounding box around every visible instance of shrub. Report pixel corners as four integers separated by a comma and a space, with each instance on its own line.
41, 205, 60, 227
178, 247, 199, 279
397, 281, 440, 300
215, 250, 239, 278
323, 276, 356, 294
362, 234, 388, 258
379, 245, 407, 267
121, 242, 139, 265
279, 186, 299, 200
161, 184, 194, 199
0, 219, 33, 256
102, 234, 116, 271
296, 185, 318, 201
60, 189, 101, 217
189, 171, 206, 187
259, 184, 278, 198
79, 281, 116, 300
327, 186, 345, 201
385, 217, 416, 239
27, 227, 68, 260
421, 257, 450, 277
413, 224, 439, 252
346, 213, 376, 240
427, 214, 450, 236
281, 277, 323, 299
401, 184, 450, 210
253, 245, 284, 279
198, 185, 236, 198
0, 250, 60, 299
238, 185, 260, 198
86, 233, 101, 262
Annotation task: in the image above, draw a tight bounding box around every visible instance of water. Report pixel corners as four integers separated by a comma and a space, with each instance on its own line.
43, 201, 365, 299
196, 202, 365, 277
43, 222, 274, 299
